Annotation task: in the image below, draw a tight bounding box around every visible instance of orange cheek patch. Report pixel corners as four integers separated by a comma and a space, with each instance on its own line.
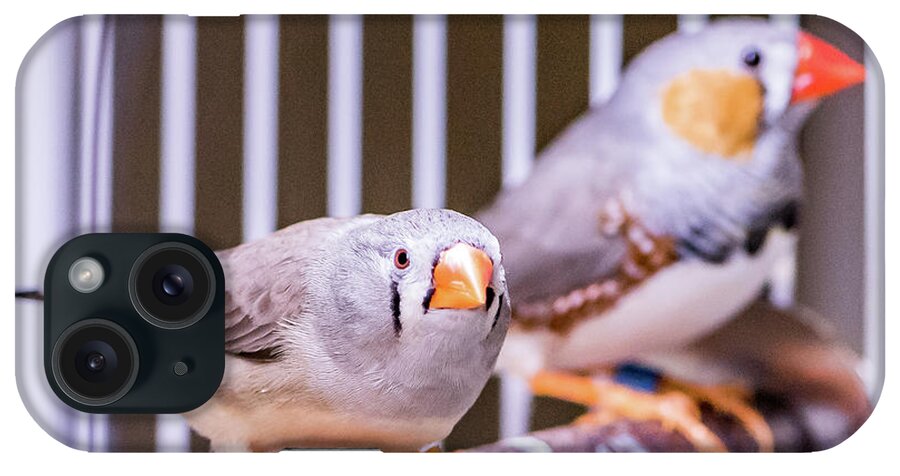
662, 69, 764, 159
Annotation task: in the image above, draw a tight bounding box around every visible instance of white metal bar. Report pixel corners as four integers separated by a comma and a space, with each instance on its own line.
327, 15, 363, 218
499, 373, 533, 439
589, 15, 623, 105
862, 46, 884, 400
78, 14, 116, 452
90, 414, 110, 451
155, 414, 193, 452
501, 15, 537, 189
73, 396, 91, 450
95, 19, 115, 234
156, 15, 199, 452
159, 16, 197, 236
77, 16, 100, 450
78, 15, 114, 233
771, 14, 801, 30
79, 16, 103, 233
411, 15, 447, 209
243, 15, 281, 240
18, 17, 80, 448
498, 15, 538, 438
677, 15, 708, 34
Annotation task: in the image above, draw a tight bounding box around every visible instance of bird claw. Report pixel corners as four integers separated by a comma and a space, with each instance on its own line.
530, 371, 772, 452
665, 379, 775, 452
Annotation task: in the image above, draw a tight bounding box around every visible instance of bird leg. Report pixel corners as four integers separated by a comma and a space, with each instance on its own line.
530, 371, 728, 452
662, 378, 774, 452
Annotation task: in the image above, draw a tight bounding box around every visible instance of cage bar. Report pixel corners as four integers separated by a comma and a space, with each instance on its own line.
327, 15, 364, 217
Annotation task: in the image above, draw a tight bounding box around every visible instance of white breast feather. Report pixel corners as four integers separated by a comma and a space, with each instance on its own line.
496, 228, 797, 374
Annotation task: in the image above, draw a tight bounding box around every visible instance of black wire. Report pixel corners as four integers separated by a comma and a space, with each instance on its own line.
14, 290, 44, 301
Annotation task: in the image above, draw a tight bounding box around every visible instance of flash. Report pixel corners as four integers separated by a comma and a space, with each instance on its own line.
68, 257, 105, 293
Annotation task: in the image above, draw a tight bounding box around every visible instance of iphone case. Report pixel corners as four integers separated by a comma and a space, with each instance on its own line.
15, 14, 883, 452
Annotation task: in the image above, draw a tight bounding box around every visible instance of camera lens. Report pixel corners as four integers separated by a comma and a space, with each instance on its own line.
130, 243, 215, 329
152, 264, 194, 305
52, 319, 138, 406
85, 352, 106, 372
161, 273, 185, 297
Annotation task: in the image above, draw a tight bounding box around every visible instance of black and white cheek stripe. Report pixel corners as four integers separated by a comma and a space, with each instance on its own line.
490, 291, 503, 332
390, 280, 402, 336
421, 287, 435, 312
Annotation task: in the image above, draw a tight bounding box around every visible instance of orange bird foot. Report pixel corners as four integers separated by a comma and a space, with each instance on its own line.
664, 379, 774, 452
531, 371, 773, 452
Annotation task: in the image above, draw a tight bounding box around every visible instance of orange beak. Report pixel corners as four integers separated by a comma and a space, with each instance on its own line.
791, 31, 866, 104
429, 243, 493, 310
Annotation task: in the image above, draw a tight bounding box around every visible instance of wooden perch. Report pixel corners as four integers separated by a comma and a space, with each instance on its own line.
466, 389, 865, 452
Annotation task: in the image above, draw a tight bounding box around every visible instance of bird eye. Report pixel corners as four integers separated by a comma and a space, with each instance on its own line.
394, 249, 410, 269
742, 48, 762, 68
